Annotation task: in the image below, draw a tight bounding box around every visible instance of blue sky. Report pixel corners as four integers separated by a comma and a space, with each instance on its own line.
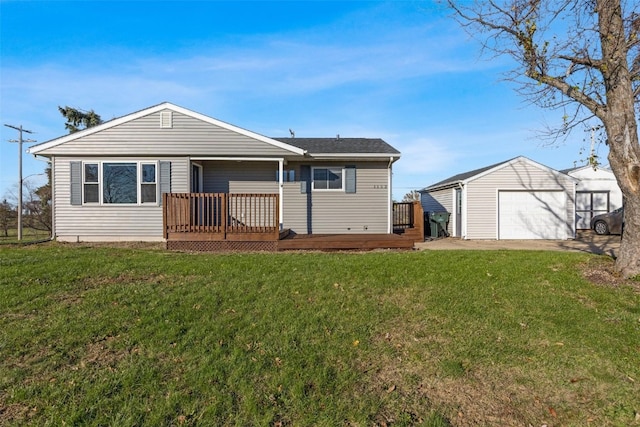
0, 0, 600, 201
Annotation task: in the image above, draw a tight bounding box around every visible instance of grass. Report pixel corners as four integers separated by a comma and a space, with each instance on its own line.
0, 227, 50, 244
1, 243, 639, 426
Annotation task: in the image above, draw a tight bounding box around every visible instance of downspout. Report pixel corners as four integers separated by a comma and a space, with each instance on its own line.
278, 159, 284, 230
50, 157, 55, 240
388, 156, 394, 233
572, 182, 578, 239
457, 182, 463, 239
34, 154, 55, 241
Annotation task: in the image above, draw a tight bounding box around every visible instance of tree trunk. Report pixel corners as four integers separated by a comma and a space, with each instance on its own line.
596, 0, 640, 277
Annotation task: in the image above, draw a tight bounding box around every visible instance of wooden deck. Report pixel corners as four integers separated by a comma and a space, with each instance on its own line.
163, 194, 424, 252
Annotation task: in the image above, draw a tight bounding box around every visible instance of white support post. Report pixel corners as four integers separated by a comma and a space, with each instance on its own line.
278, 159, 284, 230
388, 156, 394, 233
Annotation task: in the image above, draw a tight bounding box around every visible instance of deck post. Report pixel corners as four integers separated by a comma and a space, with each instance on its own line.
222, 193, 227, 239
274, 195, 280, 239
412, 201, 424, 240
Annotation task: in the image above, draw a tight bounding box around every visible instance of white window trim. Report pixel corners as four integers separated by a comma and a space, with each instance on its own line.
140, 162, 159, 204
82, 162, 100, 204
191, 162, 203, 192
82, 160, 160, 206
311, 166, 345, 192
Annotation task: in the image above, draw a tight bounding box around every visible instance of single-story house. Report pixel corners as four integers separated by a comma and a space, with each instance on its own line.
419, 156, 578, 240
562, 165, 623, 229
27, 102, 407, 249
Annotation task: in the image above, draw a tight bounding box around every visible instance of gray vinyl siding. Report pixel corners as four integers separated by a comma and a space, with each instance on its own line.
465, 160, 575, 239
39, 110, 295, 157
282, 183, 308, 232
421, 188, 454, 235
199, 160, 390, 234
202, 161, 279, 193
298, 161, 389, 234
52, 156, 188, 241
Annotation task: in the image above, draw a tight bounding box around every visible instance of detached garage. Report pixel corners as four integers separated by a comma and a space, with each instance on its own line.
419, 156, 577, 240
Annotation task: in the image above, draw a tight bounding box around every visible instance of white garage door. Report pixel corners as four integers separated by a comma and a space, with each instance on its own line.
498, 191, 567, 239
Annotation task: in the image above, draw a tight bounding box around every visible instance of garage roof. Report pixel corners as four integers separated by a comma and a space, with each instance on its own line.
420, 156, 577, 192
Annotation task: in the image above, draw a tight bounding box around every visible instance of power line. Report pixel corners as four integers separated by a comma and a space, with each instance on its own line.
4, 124, 36, 241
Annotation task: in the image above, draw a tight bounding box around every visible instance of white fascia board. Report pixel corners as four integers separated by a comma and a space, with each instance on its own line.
422, 181, 462, 193
28, 102, 306, 156
566, 164, 614, 176
28, 103, 173, 154
465, 156, 579, 185
190, 156, 284, 162
167, 104, 305, 155
307, 153, 400, 160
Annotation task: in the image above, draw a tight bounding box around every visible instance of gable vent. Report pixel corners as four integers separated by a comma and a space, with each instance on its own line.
160, 111, 173, 128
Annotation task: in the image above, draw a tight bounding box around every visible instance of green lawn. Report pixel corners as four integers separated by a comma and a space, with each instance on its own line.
0, 227, 50, 245
1, 243, 638, 426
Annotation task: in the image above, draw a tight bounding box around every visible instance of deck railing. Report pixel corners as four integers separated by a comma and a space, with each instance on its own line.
392, 201, 424, 241
163, 193, 279, 239
393, 202, 415, 230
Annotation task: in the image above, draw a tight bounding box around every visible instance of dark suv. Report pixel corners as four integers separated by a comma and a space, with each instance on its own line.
590, 207, 624, 235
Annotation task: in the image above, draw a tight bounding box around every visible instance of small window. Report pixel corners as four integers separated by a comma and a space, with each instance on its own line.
141, 163, 157, 203
84, 163, 99, 203
276, 169, 295, 182
313, 167, 343, 191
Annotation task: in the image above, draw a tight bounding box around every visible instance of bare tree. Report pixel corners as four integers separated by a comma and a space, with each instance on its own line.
402, 190, 422, 202
23, 179, 52, 233
4, 177, 52, 235
448, 0, 640, 277
0, 198, 16, 237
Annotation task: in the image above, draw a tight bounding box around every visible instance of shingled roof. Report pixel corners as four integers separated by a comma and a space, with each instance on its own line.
272, 137, 400, 155
420, 159, 514, 191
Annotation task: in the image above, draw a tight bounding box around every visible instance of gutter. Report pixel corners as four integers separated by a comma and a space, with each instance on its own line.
387, 156, 395, 233
32, 154, 55, 241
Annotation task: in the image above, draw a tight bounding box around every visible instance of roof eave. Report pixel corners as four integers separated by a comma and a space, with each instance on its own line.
307, 153, 400, 159
27, 102, 306, 156
420, 181, 463, 192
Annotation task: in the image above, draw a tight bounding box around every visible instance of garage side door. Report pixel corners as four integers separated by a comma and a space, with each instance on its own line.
575, 191, 609, 229
498, 191, 567, 239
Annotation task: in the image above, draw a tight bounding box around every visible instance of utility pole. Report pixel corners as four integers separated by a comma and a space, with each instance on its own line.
4, 124, 36, 241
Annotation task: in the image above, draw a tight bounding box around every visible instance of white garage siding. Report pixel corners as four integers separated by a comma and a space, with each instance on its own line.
498, 191, 568, 239
465, 159, 575, 240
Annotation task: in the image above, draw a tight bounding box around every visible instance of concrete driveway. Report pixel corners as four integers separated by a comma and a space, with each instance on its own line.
416, 230, 620, 257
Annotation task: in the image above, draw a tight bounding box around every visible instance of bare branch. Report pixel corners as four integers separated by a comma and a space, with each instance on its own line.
447, 0, 640, 277
558, 54, 604, 69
